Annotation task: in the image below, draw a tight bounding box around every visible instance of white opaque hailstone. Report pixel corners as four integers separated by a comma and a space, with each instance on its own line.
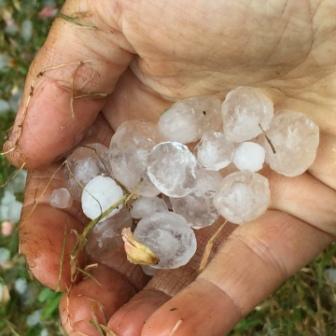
262, 111, 320, 177
131, 196, 168, 219
233, 142, 265, 172
197, 131, 235, 171
81, 176, 124, 220
134, 212, 197, 269
158, 96, 222, 144
171, 169, 222, 229
86, 208, 132, 265
66, 143, 110, 200
222, 87, 274, 142
109, 120, 161, 192
49, 188, 73, 209
147, 142, 198, 197
214, 171, 270, 224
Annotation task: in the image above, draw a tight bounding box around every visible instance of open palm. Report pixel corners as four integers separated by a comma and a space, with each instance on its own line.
4, 1, 336, 335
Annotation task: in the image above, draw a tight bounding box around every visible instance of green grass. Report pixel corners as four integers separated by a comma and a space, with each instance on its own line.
0, 1, 335, 335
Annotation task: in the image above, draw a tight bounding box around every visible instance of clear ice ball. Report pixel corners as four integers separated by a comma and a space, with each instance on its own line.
66, 143, 110, 200
197, 131, 235, 171
49, 188, 73, 209
158, 96, 222, 144
109, 120, 161, 192
221, 87, 274, 142
86, 208, 132, 266
262, 111, 319, 177
170, 169, 222, 229
134, 212, 197, 269
147, 142, 198, 197
214, 171, 270, 224
81, 176, 124, 220
233, 142, 265, 172
131, 196, 168, 219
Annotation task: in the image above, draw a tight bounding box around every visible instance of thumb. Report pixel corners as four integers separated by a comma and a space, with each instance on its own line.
3, 0, 133, 168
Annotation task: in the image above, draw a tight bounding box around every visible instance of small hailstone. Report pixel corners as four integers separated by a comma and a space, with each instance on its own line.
109, 120, 161, 192
158, 96, 222, 144
262, 111, 319, 177
86, 208, 132, 266
214, 171, 270, 224
49, 188, 73, 209
26, 310, 41, 327
130, 196, 168, 219
134, 212, 197, 269
233, 142, 265, 172
147, 142, 198, 197
0, 191, 22, 223
14, 278, 28, 295
197, 131, 235, 171
81, 176, 124, 220
66, 143, 109, 200
171, 169, 222, 229
222, 87, 274, 142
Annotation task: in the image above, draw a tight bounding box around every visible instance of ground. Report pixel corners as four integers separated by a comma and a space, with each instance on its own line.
0, 1, 335, 335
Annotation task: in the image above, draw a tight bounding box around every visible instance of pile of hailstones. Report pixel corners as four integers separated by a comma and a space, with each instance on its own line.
49, 87, 320, 274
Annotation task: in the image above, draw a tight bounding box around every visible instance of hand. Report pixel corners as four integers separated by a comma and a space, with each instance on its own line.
4, 1, 336, 335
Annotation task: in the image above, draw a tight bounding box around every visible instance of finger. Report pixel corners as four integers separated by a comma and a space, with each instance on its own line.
107, 289, 170, 336
4, 0, 134, 168
59, 264, 136, 336
142, 211, 333, 336
268, 167, 336, 236
309, 132, 336, 190
108, 221, 236, 336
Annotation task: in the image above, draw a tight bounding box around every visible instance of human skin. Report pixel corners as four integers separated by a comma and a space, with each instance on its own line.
3, 0, 336, 335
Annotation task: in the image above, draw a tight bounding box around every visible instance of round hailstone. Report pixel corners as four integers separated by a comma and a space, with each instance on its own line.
109, 120, 161, 192
131, 196, 168, 219
170, 169, 222, 229
81, 176, 124, 220
214, 171, 270, 225
86, 208, 132, 266
158, 96, 222, 144
233, 142, 265, 172
134, 212, 197, 269
66, 143, 110, 200
222, 87, 274, 142
49, 188, 73, 209
147, 142, 198, 197
197, 131, 235, 171
262, 111, 319, 177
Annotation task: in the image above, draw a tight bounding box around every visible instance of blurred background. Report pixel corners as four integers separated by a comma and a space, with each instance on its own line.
0, 1, 335, 335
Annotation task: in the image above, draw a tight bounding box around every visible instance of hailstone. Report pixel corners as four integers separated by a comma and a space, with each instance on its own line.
233, 142, 265, 172
81, 176, 124, 220
49, 188, 73, 209
214, 171, 270, 224
222, 87, 274, 142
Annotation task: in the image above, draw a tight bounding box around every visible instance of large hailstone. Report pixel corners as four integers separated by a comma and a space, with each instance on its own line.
81, 176, 124, 220
222, 87, 274, 142
86, 208, 132, 266
158, 96, 222, 144
66, 143, 110, 200
233, 142, 265, 172
109, 120, 161, 193
197, 131, 235, 171
147, 142, 198, 197
130, 196, 168, 219
170, 169, 222, 229
262, 111, 319, 177
214, 171, 270, 224
134, 212, 197, 269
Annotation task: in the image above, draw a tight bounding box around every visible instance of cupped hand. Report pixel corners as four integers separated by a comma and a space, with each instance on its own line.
4, 1, 336, 335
